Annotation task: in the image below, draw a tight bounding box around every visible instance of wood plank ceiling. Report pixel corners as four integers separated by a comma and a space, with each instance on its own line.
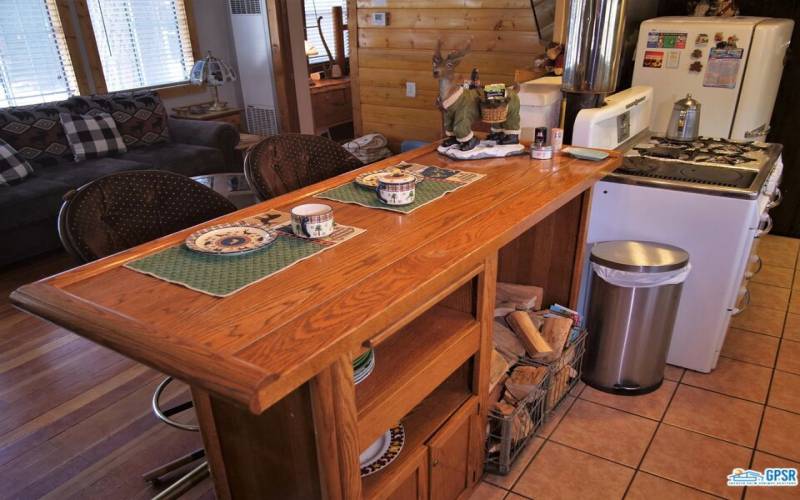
348, 0, 555, 149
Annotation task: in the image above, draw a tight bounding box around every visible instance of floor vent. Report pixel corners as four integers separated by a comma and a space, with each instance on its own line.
246, 106, 278, 136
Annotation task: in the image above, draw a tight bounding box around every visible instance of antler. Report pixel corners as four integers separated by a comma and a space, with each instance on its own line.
448, 39, 472, 60
434, 39, 443, 60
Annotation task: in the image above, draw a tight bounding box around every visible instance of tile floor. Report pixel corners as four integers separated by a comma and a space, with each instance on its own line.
473, 235, 800, 500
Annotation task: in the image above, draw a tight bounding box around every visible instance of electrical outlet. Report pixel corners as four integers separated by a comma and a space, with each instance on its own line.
371, 12, 387, 26
406, 81, 416, 98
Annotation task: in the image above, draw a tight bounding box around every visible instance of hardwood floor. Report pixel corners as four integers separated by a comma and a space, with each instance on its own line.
0, 252, 212, 499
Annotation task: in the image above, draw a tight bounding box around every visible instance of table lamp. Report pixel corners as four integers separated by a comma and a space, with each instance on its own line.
190, 51, 237, 112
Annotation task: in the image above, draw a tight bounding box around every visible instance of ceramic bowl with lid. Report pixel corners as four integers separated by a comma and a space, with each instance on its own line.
376, 172, 416, 206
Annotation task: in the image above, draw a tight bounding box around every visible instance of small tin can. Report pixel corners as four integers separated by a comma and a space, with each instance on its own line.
534, 127, 548, 147
551, 127, 564, 152
531, 145, 553, 160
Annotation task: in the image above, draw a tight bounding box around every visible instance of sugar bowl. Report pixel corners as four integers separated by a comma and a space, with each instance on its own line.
376, 172, 416, 206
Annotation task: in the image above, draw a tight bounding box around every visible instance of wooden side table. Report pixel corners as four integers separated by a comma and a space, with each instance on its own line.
234, 133, 266, 169
171, 102, 243, 130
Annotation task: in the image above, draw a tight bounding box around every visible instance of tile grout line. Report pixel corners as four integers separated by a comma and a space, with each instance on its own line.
747, 244, 796, 475
620, 369, 684, 499
501, 393, 579, 497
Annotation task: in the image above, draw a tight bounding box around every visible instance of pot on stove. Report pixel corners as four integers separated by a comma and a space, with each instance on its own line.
666, 94, 701, 142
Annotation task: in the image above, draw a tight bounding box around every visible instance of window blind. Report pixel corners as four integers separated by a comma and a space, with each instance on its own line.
304, 0, 348, 65
0, 0, 79, 107
87, 0, 195, 92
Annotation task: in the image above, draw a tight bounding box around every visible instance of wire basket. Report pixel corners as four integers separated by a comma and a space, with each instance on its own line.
484, 362, 549, 475
526, 328, 588, 412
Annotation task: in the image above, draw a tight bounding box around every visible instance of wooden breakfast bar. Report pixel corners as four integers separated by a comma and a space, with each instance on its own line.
11, 144, 620, 500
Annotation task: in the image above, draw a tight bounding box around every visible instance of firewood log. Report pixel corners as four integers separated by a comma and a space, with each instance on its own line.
506, 311, 552, 356
496, 282, 544, 311
493, 320, 526, 362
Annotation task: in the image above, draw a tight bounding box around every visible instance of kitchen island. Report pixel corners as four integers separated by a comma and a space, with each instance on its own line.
11, 143, 620, 499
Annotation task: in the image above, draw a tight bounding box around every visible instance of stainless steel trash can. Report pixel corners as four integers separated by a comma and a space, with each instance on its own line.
583, 241, 690, 395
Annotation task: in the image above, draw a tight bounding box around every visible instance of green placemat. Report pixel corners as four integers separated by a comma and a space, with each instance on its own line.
316, 178, 468, 214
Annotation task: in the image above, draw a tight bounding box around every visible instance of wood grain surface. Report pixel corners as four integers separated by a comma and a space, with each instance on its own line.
11, 146, 620, 415
348, 0, 558, 147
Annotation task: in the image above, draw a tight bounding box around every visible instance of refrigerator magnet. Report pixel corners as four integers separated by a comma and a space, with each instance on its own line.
666, 52, 681, 69
695, 33, 709, 46
689, 61, 703, 72
692, 49, 703, 59
643, 51, 664, 68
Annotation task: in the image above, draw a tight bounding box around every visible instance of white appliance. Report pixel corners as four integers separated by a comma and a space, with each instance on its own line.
633, 16, 793, 141
518, 76, 563, 143
572, 86, 653, 150
228, 0, 280, 136
573, 87, 783, 372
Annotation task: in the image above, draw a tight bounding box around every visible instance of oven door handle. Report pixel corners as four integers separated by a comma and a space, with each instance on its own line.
756, 214, 773, 238
731, 287, 751, 316
768, 188, 783, 210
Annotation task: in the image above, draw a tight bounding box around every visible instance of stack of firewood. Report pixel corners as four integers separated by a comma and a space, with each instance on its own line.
489, 282, 585, 442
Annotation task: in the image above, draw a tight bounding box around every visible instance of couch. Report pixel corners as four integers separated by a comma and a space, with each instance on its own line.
0, 91, 239, 267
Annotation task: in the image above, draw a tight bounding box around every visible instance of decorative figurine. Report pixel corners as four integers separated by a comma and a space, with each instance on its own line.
433, 40, 480, 151
432, 40, 525, 160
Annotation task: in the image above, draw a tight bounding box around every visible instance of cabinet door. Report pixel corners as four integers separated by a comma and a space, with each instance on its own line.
386, 448, 428, 500
428, 398, 480, 500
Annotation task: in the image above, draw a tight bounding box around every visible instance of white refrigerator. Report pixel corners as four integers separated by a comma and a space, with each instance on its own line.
632, 16, 793, 140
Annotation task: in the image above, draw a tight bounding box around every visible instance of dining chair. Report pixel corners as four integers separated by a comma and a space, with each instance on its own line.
243, 133, 363, 200
58, 170, 237, 500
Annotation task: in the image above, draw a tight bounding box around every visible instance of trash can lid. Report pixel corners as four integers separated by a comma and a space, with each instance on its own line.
590, 241, 689, 273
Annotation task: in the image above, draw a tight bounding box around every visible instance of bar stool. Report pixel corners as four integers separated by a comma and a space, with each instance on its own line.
58, 170, 237, 499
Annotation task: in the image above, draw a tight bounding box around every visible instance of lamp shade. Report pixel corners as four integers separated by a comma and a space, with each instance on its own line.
190, 51, 236, 87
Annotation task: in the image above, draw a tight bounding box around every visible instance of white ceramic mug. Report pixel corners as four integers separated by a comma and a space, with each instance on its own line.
376, 173, 416, 206
291, 203, 334, 238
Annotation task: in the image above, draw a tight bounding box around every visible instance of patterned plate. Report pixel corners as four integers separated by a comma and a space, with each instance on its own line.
354, 167, 424, 189
185, 224, 276, 256
360, 424, 405, 477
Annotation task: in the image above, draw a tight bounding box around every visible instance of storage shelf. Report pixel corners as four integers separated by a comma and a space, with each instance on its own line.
362, 373, 474, 499
356, 305, 480, 448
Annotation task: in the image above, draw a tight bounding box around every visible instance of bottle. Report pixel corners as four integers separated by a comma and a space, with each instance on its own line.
470, 68, 480, 89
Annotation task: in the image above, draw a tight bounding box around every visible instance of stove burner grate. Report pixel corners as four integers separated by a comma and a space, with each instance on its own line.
617, 157, 757, 189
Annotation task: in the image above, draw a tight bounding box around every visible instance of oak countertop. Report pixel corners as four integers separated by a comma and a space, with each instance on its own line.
11, 144, 621, 414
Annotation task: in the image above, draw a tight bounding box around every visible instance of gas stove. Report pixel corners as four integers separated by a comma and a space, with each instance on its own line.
605, 135, 782, 199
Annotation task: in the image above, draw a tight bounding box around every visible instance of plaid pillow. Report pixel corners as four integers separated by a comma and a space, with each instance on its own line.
60, 112, 127, 161
68, 90, 170, 149
0, 138, 34, 186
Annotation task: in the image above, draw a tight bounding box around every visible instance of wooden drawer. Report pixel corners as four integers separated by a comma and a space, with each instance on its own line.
311, 86, 352, 131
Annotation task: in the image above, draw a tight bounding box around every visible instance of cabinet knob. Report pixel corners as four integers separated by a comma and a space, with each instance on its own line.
432, 459, 439, 466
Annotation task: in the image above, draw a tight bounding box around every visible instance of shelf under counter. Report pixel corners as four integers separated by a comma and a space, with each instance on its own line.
362, 369, 475, 499
355, 305, 480, 449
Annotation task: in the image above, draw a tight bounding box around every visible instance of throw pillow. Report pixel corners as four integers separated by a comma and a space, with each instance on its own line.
0, 100, 82, 166
59, 112, 127, 161
0, 138, 34, 186
68, 90, 170, 149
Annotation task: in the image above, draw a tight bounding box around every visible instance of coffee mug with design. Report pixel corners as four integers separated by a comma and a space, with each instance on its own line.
291, 203, 334, 238
376, 172, 416, 206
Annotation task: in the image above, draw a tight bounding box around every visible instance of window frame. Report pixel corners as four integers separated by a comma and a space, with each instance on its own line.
66, 0, 204, 98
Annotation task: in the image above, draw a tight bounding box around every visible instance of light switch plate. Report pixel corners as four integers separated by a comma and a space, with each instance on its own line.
371, 12, 387, 26
406, 81, 416, 98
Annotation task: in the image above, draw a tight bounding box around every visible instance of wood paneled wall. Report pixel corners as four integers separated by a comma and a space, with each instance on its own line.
348, 0, 558, 150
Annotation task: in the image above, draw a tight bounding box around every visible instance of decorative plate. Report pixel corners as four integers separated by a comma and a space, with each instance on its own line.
355, 167, 424, 189
360, 424, 405, 477
185, 224, 276, 255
